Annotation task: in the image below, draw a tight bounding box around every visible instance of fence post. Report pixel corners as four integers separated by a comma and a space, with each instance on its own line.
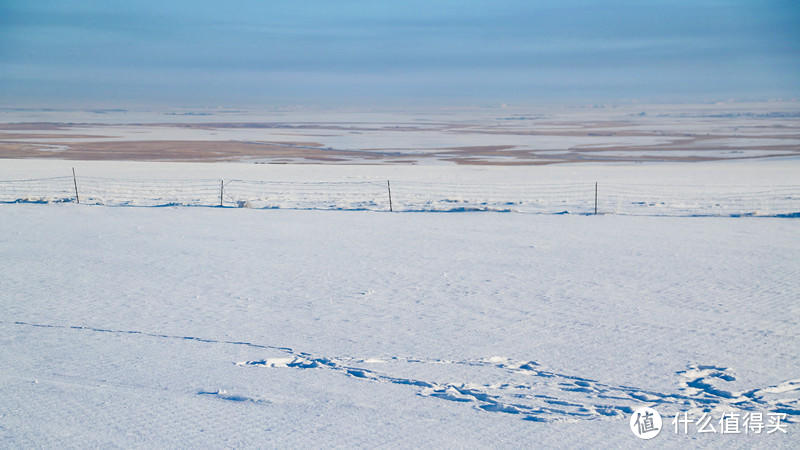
594, 182, 598, 215
219, 179, 224, 207
387, 180, 393, 212
72, 168, 80, 204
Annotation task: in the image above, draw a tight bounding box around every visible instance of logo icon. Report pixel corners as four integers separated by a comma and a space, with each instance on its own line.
630, 407, 662, 439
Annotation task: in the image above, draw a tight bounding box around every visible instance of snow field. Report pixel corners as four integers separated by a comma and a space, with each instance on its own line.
1, 204, 798, 447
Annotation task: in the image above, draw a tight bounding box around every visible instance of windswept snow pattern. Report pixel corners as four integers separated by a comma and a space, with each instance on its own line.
7, 320, 800, 425
1, 204, 798, 447
1, 175, 798, 217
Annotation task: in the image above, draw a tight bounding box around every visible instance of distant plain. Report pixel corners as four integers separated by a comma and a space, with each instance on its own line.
1, 103, 798, 165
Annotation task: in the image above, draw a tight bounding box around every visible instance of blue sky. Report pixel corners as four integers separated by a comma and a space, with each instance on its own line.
1, 0, 798, 106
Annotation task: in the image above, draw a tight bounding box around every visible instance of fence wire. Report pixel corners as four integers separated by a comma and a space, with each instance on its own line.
223, 179, 388, 210
0, 175, 798, 217
0, 176, 75, 203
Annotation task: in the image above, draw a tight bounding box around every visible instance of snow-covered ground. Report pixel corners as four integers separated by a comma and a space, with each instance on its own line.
1, 158, 798, 447
1, 159, 799, 217
0, 205, 798, 447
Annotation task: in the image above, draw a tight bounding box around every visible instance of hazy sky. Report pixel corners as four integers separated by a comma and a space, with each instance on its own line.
1, 0, 798, 107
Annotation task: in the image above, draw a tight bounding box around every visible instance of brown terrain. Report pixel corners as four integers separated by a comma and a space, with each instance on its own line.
0, 120, 798, 165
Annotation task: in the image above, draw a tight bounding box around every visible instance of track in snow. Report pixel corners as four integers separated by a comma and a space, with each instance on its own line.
9, 320, 799, 425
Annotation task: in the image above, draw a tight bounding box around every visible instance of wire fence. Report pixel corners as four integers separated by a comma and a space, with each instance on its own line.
1, 173, 798, 217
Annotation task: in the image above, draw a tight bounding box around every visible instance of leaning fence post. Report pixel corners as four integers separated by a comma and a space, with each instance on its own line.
387, 180, 393, 212
72, 167, 80, 204
594, 182, 598, 215
219, 179, 224, 207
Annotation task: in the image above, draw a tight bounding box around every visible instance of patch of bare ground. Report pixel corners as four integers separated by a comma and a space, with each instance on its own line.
0, 120, 797, 165
0, 133, 113, 139
0, 140, 374, 162
0, 123, 73, 131
141, 122, 439, 133
444, 158, 566, 166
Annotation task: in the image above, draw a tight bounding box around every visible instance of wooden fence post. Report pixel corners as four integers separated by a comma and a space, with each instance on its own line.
387, 180, 393, 212
72, 168, 80, 204
594, 182, 598, 215
219, 179, 224, 207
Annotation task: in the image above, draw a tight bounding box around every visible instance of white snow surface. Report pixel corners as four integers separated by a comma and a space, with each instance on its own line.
1, 201, 798, 447
1, 159, 799, 217
1, 158, 799, 447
